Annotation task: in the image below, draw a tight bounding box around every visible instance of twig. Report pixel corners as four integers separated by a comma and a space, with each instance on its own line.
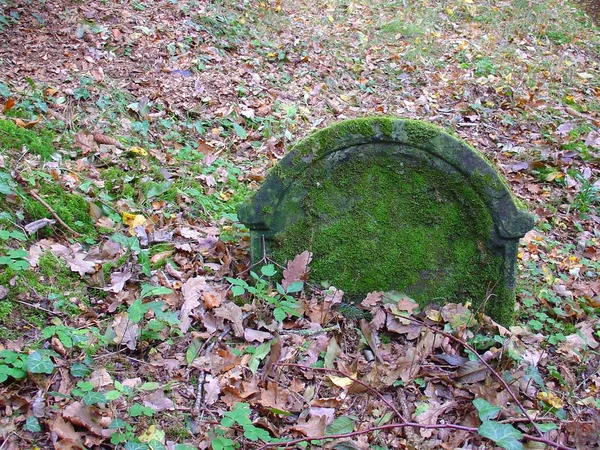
392, 312, 544, 438
275, 363, 404, 421
14, 299, 63, 316
256, 421, 575, 450
27, 189, 82, 237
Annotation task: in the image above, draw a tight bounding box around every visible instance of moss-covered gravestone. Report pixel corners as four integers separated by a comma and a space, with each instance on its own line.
238, 118, 534, 325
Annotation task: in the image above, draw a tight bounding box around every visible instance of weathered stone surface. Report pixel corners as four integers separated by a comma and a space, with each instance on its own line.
238, 117, 534, 325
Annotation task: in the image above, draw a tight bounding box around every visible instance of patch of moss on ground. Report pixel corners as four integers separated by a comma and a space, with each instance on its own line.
23, 182, 97, 238
0, 119, 55, 159
270, 154, 513, 325
0, 252, 86, 334
101, 166, 136, 198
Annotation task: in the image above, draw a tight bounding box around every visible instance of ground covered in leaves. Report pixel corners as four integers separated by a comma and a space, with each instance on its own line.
0, 0, 599, 449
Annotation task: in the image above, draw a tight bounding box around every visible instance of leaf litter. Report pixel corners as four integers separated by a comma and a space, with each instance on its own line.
0, 0, 599, 448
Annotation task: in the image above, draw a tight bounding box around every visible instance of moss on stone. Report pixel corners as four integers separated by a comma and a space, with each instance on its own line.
0, 119, 56, 159
239, 118, 533, 326
404, 120, 440, 143
270, 154, 513, 324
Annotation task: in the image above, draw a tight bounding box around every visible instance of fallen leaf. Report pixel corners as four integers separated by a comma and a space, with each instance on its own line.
328, 375, 355, 388
282, 251, 312, 291
50, 416, 84, 446
102, 271, 132, 293
122, 212, 147, 236
244, 328, 273, 343
214, 303, 244, 337
179, 276, 206, 333
65, 252, 97, 276
63, 402, 106, 436
89, 368, 112, 388
291, 415, 327, 437
455, 360, 488, 383
143, 390, 175, 412
111, 312, 139, 350
204, 374, 221, 405
414, 400, 458, 437
24, 218, 55, 234
203, 290, 223, 309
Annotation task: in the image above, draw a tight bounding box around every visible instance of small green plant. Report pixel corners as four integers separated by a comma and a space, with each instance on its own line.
0, 248, 30, 271
211, 402, 272, 449
474, 57, 496, 77
0, 350, 27, 382
0, 228, 27, 241
226, 264, 303, 321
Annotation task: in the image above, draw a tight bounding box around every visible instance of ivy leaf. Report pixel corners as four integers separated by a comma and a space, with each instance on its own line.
23, 416, 42, 432
82, 391, 107, 405
478, 421, 523, 450
129, 403, 155, 417
537, 423, 558, 432
70, 362, 91, 378
124, 442, 149, 450
26, 351, 54, 374
473, 398, 501, 421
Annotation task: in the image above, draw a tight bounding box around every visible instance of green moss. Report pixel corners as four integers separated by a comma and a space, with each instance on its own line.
271, 155, 512, 324
102, 167, 135, 198
0, 119, 56, 159
404, 120, 440, 143
0, 300, 13, 322
23, 182, 97, 238
0, 253, 85, 331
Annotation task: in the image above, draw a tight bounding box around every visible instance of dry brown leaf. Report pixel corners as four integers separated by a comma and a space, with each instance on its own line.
204, 374, 221, 405
24, 218, 55, 234
291, 415, 327, 437
244, 328, 273, 343
203, 290, 222, 309
179, 276, 206, 333
65, 252, 97, 276
89, 368, 112, 388
50, 416, 84, 446
74, 132, 99, 154
111, 312, 139, 350
102, 271, 132, 293
282, 251, 312, 291
455, 360, 488, 383
214, 303, 244, 337
63, 401, 104, 436
414, 400, 458, 438
361, 291, 383, 307
142, 390, 174, 412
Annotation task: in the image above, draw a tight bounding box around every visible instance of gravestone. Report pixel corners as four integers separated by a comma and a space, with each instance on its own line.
238, 118, 534, 325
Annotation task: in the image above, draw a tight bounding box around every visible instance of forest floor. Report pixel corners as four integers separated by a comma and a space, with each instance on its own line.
0, 0, 600, 449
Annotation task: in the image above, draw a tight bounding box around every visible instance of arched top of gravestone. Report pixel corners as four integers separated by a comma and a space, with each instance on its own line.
239, 117, 534, 239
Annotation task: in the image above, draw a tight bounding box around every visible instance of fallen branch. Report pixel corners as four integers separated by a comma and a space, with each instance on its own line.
27, 189, 81, 237
255, 421, 575, 450
275, 363, 404, 421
